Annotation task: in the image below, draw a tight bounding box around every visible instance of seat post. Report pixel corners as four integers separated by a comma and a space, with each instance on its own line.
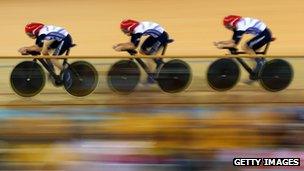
263, 42, 271, 55
65, 49, 70, 56
161, 44, 168, 55
261, 38, 276, 55
62, 49, 70, 66
161, 38, 174, 55
63, 44, 77, 66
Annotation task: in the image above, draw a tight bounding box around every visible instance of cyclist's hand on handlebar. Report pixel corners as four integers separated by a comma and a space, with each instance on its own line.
113, 44, 122, 51
113, 43, 127, 52
215, 43, 225, 49
18, 47, 29, 55
18, 47, 41, 56
213, 41, 222, 47
27, 51, 41, 56
213, 41, 225, 49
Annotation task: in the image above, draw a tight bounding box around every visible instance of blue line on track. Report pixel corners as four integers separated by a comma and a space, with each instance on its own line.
0, 106, 302, 121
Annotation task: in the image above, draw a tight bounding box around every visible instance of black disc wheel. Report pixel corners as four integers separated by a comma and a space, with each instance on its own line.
156, 59, 192, 93
207, 58, 240, 91
107, 60, 140, 94
63, 61, 99, 97
10, 61, 45, 97
259, 59, 293, 92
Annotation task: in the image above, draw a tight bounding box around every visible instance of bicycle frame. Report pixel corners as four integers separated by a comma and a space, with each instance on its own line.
32, 44, 75, 82
126, 39, 174, 76
226, 38, 275, 75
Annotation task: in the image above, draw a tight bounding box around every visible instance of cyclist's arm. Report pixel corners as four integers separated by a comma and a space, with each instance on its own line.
41, 40, 55, 55
18, 45, 41, 54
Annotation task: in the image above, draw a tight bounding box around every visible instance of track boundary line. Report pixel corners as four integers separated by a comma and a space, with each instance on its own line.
0, 55, 304, 59
2, 101, 304, 107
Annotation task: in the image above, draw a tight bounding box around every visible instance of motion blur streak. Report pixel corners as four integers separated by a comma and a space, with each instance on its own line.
0, 105, 303, 170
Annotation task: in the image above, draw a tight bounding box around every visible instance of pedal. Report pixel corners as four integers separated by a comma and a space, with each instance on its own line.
146, 74, 156, 84
249, 73, 260, 81
54, 79, 63, 86
51, 77, 63, 87
47, 73, 62, 87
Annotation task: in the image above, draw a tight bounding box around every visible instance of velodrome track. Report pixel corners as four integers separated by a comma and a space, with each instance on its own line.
1, 57, 304, 106
0, 0, 303, 134
0, 0, 303, 106
0, 0, 302, 130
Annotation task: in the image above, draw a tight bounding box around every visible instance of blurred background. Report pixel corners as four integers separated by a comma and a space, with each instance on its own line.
0, 105, 303, 170
0, 0, 303, 170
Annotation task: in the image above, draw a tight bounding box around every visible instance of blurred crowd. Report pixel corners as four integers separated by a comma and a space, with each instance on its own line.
0, 107, 303, 170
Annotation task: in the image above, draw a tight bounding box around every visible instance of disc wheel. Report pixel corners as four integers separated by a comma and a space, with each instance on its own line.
156, 59, 192, 93
207, 58, 240, 91
259, 59, 293, 92
107, 60, 140, 94
63, 61, 99, 97
10, 61, 45, 97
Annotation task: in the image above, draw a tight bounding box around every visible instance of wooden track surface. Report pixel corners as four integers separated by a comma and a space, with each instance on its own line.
0, 2, 304, 168
1, 0, 304, 56
0, 0, 304, 105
